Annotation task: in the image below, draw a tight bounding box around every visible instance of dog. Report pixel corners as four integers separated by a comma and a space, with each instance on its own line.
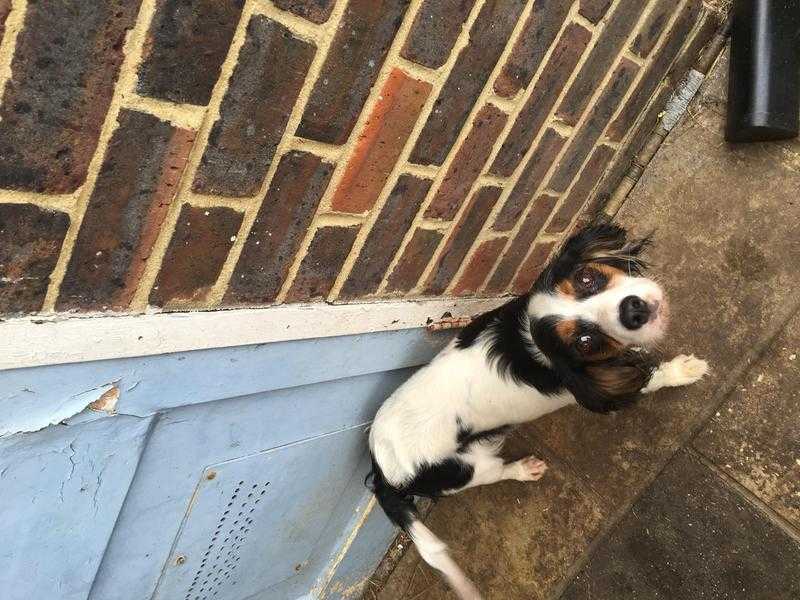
367, 223, 709, 599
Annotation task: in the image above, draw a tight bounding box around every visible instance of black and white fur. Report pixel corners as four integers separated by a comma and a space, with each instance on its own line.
367, 224, 708, 599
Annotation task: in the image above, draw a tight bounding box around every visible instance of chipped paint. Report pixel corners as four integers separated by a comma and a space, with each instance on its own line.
89, 384, 120, 414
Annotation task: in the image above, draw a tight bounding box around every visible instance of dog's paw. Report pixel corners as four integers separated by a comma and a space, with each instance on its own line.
665, 354, 710, 386
512, 456, 548, 482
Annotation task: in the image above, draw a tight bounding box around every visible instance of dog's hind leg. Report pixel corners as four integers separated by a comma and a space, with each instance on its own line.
447, 443, 548, 493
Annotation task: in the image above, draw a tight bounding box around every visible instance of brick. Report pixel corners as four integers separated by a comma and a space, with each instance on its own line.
453, 237, 507, 295
493, 129, 566, 231
511, 241, 555, 294
340, 175, 431, 298
546, 145, 615, 233
557, 0, 643, 126
631, 0, 682, 58
273, 0, 335, 24
486, 193, 558, 292
401, 0, 475, 69
490, 24, 591, 177
424, 104, 507, 220
330, 69, 431, 213
58, 110, 194, 311
0, 0, 141, 193
608, 0, 702, 141
666, 9, 721, 86
409, 0, 527, 166
193, 16, 315, 197
150, 206, 243, 308
138, 0, 244, 105
0, 204, 69, 314
225, 151, 334, 304
285, 225, 360, 302
0, 0, 10, 42
385, 228, 443, 293
549, 58, 639, 193
579, 0, 613, 23
494, 0, 572, 98
425, 186, 501, 294
297, 0, 410, 144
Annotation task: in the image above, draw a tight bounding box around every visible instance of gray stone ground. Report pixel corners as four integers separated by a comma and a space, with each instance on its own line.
364, 51, 800, 600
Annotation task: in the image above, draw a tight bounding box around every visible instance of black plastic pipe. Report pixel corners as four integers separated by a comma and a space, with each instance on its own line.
726, 0, 800, 142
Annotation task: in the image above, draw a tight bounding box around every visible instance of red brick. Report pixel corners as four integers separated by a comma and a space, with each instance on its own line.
340, 175, 431, 298
385, 228, 443, 293
297, 0, 410, 144
425, 186, 501, 294
0, 204, 69, 314
330, 69, 431, 213
424, 104, 507, 220
401, 0, 475, 69
0, 0, 141, 193
485, 194, 558, 293
579, 0, 613, 23
493, 129, 566, 231
547, 145, 615, 234
0, 0, 10, 41
666, 9, 721, 85
557, 0, 643, 126
193, 16, 315, 197
285, 225, 360, 302
409, 0, 527, 166
273, 0, 335, 24
453, 237, 507, 295
490, 24, 591, 177
225, 151, 335, 304
549, 58, 639, 193
630, 0, 682, 58
150, 206, 243, 308
138, 0, 244, 105
58, 110, 194, 311
494, 0, 572, 98
608, 0, 701, 142
511, 241, 556, 294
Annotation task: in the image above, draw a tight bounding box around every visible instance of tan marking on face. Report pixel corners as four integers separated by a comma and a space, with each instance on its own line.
555, 319, 578, 344
556, 279, 575, 297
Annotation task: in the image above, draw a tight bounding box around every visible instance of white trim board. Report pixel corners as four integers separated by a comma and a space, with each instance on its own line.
0, 297, 509, 370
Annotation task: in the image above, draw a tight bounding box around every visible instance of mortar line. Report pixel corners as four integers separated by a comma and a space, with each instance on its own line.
473, 0, 670, 295
0, 0, 26, 97
288, 137, 345, 161
275, 0, 483, 303
0, 189, 76, 212
373, 0, 540, 297
122, 94, 206, 130
41, 0, 160, 312
252, 0, 327, 43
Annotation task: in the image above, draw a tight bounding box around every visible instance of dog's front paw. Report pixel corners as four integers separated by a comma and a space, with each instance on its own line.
512, 456, 548, 482
665, 354, 710, 386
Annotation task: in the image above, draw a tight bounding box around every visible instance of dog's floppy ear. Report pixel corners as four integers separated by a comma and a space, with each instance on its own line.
534, 223, 651, 291
552, 351, 657, 413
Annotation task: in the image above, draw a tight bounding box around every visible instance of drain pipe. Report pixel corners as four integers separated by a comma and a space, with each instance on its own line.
601, 14, 733, 218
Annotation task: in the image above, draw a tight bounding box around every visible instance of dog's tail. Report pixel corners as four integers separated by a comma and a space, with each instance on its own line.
367, 458, 483, 600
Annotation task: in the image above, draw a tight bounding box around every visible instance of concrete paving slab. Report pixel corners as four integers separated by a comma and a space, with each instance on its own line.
560, 450, 800, 600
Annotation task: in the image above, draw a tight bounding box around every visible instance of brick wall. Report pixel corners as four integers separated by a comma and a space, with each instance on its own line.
0, 0, 721, 316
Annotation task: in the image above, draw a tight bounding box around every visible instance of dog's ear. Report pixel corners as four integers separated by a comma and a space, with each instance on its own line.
552, 350, 657, 413
534, 223, 651, 291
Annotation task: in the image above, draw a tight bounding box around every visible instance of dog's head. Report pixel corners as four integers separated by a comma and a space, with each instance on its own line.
528, 223, 666, 412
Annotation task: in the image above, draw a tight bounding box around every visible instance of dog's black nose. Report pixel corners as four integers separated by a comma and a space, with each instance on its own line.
620, 295, 650, 330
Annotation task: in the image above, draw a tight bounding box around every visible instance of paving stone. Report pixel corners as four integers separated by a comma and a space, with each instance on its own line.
561, 451, 800, 600
193, 15, 315, 197
384, 228, 443, 294
0, 204, 69, 314
225, 151, 334, 305
285, 225, 360, 301
452, 237, 507, 296
400, 0, 475, 69
341, 175, 431, 299
424, 187, 502, 295
494, 0, 572, 98
58, 110, 194, 311
273, 0, 335, 24
297, 0, 410, 145
409, 0, 526, 166
693, 313, 800, 529
330, 69, 431, 214
150, 205, 243, 308
138, 0, 244, 105
0, 0, 141, 193
424, 104, 507, 220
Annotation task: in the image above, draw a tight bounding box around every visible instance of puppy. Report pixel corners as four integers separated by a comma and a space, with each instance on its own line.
367, 223, 708, 599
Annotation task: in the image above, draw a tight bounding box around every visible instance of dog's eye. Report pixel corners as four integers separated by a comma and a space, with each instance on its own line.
574, 268, 598, 292
576, 334, 598, 354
